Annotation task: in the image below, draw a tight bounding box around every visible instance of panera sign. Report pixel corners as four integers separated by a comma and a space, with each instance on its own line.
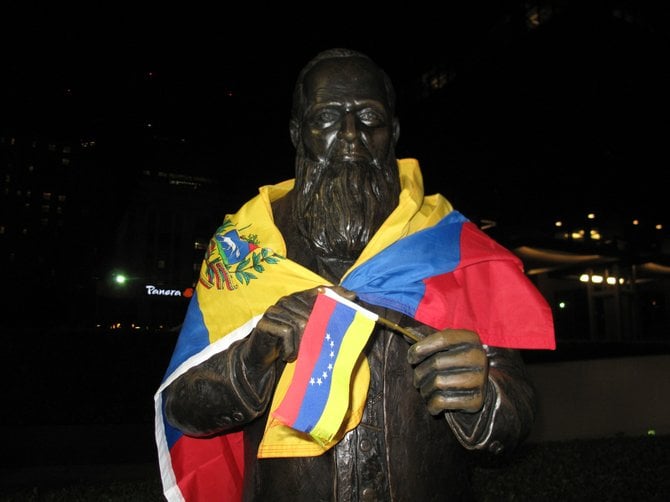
145, 285, 194, 298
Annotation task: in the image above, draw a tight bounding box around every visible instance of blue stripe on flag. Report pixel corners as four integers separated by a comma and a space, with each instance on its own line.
162, 291, 211, 379
163, 407, 182, 449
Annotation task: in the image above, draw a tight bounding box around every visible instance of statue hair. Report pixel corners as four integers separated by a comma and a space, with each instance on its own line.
290, 48, 397, 122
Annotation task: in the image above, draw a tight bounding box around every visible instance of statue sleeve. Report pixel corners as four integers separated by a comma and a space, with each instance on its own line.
163, 338, 277, 437
444, 345, 537, 455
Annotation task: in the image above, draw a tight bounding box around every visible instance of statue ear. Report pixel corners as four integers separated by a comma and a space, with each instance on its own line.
289, 119, 300, 148
392, 118, 400, 145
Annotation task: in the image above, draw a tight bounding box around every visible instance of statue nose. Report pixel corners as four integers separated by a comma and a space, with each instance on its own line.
338, 113, 357, 142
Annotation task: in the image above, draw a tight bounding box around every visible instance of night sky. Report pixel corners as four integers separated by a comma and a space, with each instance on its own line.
3, 2, 669, 226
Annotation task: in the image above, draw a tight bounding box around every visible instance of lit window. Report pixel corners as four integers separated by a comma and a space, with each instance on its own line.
43, 192, 52, 201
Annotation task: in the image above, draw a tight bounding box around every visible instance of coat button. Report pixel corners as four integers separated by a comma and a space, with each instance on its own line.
489, 440, 504, 454
361, 487, 377, 501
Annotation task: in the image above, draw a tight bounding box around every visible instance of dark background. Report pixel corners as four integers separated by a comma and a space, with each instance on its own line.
3, 1, 668, 224
1, 1, 669, 482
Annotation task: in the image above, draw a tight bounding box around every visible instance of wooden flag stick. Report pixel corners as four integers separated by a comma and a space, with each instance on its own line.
375, 316, 423, 343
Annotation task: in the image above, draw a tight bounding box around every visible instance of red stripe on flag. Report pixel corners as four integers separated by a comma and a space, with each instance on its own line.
171, 431, 244, 501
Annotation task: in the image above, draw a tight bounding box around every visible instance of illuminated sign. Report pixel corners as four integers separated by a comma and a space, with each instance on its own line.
145, 285, 194, 298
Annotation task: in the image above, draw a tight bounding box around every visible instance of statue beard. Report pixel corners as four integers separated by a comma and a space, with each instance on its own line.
292, 149, 401, 260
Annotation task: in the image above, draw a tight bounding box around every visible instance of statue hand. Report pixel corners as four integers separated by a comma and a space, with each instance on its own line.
407, 329, 489, 415
242, 286, 356, 372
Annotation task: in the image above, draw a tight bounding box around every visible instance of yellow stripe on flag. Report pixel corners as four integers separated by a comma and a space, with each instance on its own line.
309, 309, 376, 444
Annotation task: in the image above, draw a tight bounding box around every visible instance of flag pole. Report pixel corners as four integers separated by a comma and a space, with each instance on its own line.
375, 316, 422, 343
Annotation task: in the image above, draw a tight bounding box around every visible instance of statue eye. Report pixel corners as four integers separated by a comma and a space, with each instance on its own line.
312, 110, 340, 126
358, 109, 384, 127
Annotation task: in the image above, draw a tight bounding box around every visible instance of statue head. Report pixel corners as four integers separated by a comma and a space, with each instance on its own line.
289, 48, 402, 260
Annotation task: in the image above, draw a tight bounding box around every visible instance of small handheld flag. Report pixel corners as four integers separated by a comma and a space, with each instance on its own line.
271, 288, 379, 444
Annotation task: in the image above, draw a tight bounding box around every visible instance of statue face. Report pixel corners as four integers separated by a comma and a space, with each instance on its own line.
299, 57, 396, 169
290, 56, 401, 260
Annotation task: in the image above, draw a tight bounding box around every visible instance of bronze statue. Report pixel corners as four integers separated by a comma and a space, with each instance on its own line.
156, 48, 555, 501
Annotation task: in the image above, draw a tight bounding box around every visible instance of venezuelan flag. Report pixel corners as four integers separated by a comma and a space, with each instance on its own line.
155, 292, 251, 502
341, 210, 555, 350
272, 288, 378, 444
154, 184, 329, 501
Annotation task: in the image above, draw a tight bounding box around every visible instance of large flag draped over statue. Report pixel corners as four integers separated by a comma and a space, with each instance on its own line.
341, 209, 555, 348
154, 158, 556, 502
